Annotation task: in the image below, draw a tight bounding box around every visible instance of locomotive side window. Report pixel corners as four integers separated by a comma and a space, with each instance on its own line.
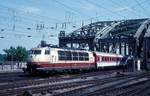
83, 52, 89, 61
72, 52, 78, 60
58, 51, 66, 60
78, 52, 89, 61
66, 51, 72, 60
85, 57, 89, 60
45, 50, 50, 55
58, 51, 89, 61
79, 52, 84, 61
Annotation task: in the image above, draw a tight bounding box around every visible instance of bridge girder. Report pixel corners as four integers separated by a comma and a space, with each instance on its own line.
59, 18, 149, 55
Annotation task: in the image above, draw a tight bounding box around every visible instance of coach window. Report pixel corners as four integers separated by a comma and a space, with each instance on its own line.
102, 57, 104, 61
45, 50, 50, 55
104, 57, 106, 61
103, 57, 105, 61
107, 57, 109, 61
118, 58, 121, 61
113, 58, 115, 61
117, 58, 119, 61
103, 57, 106, 61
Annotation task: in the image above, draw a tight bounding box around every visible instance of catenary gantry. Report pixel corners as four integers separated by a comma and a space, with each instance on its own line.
59, 18, 150, 69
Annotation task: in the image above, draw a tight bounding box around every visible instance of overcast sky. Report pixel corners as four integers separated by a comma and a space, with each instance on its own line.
0, 0, 149, 53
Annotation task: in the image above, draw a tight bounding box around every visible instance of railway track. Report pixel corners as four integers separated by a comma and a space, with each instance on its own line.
0, 70, 118, 90
55, 72, 150, 96
85, 77, 150, 96
0, 70, 149, 96
0, 71, 41, 83
80, 72, 150, 96
0, 70, 122, 95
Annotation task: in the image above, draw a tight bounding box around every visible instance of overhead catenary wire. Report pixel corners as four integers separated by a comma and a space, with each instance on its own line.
85, 0, 128, 19
0, 0, 149, 39
0, 4, 69, 32
0, 5, 62, 24
0, 5, 68, 36
134, 0, 150, 16
110, 0, 142, 18
53, 0, 91, 18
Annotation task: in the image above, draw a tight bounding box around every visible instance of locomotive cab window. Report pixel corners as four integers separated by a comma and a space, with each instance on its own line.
35, 50, 41, 54
31, 50, 41, 55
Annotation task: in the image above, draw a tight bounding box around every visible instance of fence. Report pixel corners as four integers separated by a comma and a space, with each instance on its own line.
0, 61, 27, 71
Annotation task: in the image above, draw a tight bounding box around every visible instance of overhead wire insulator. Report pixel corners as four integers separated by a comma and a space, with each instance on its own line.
40, 24, 43, 30
55, 23, 58, 30
0, 36, 4, 38
1, 29, 4, 31
50, 27, 54, 29
27, 35, 32, 38
72, 25, 76, 28
82, 20, 84, 27
62, 23, 64, 29
42, 24, 44, 29
36, 24, 39, 30
12, 24, 15, 31
64, 22, 66, 29
27, 28, 31, 30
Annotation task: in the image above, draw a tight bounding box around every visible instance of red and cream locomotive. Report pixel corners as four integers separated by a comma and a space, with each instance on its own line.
26, 46, 123, 73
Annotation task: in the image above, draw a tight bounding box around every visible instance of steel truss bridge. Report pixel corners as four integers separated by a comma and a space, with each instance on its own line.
59, 18, 150, 69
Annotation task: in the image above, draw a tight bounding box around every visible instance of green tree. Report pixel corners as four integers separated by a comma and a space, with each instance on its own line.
3, 46, 28, 61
